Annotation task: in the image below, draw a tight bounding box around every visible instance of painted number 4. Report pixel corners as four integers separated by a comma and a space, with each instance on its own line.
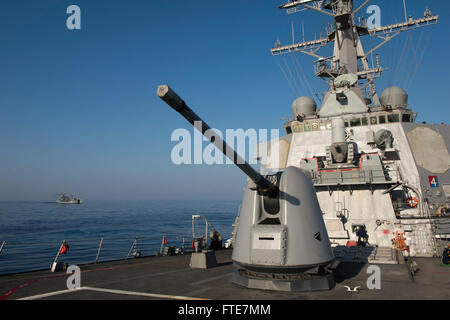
429, 176, 439, 188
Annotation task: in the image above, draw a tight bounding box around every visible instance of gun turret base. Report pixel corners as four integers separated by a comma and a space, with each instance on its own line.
232, 264, 335, 292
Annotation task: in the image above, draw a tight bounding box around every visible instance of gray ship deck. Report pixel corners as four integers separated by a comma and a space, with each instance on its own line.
0, 249, 449, 300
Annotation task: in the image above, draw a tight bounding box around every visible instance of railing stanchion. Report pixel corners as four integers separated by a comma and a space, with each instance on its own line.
53, 240, 66, 265
126, 237, 137, 259
95, 238, 103, 263
0, 241, 5, 256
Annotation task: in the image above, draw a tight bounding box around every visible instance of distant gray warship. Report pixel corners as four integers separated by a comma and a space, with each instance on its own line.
56, 194, 82, 204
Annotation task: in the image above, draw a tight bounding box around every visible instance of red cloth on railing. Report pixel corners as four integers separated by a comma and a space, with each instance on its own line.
60, 244, 70, 254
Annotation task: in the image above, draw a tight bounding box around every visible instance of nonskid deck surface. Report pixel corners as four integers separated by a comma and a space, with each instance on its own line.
0, 249, 449, 300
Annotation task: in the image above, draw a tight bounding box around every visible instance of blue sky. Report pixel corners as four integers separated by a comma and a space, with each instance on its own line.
0, 0, 448, 201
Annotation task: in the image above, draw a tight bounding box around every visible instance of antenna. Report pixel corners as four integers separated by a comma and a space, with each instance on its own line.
291, 20, 295, 44
403, 0, 408, 22
281, 0, 330, 16
302, 22, 305, 42
272, 0, 438, 106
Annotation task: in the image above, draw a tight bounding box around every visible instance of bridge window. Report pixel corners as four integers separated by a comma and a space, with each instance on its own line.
388, 114, 400, 123
370, 116, 377, 125
379, 115, 386, 124
292, 124, 303, 133
350, 118, 361, 127
402, 113, 411, 122
286, 126, 292, 134
362, 117, 368, 126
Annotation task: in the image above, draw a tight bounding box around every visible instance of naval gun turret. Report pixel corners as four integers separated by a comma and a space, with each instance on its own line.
158, 85, 335, 292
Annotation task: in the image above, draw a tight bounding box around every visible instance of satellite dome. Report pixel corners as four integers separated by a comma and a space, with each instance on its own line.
380, 86, 408, 107
292, 96, 317, 117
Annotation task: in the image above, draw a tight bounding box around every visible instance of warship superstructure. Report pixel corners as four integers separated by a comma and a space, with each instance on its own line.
260, 0, 448, 258
56, 194, 82, 204
158, 0, 448, 292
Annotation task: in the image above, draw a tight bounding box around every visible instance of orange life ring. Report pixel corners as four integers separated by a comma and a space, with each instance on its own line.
407, 197, 418, 208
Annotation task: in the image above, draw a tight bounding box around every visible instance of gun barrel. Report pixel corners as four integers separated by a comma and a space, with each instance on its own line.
157, 85, 276, 193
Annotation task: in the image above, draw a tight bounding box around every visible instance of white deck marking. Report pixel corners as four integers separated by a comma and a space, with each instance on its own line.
189, 273, 231, 286
185, 286, 215, 297
18, 286, 209, 300
82, 287, 209, 300
18, 288, 84, 300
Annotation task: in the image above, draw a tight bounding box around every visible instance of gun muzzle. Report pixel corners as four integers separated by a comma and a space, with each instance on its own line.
157, 85, 277, 196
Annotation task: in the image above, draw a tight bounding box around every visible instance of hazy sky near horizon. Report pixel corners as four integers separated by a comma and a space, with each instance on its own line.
0, 0, 449, 201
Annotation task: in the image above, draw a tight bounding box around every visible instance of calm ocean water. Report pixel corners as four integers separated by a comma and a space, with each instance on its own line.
0, 200, 240, 276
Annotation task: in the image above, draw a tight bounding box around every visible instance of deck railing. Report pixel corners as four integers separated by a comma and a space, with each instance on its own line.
0, 235, 194, 276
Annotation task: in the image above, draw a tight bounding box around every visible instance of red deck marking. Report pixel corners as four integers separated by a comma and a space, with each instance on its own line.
0, 274, 65, 300
0, 257, 200, 300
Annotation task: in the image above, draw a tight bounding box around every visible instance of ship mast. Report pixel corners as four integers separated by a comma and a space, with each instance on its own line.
272, 0, 438, 112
